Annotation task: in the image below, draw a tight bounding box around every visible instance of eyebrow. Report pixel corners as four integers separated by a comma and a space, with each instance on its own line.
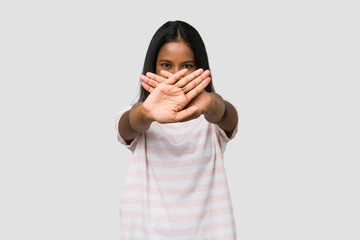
158, 59, 195, 64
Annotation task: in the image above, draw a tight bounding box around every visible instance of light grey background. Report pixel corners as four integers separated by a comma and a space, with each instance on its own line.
1, 0, 359, 239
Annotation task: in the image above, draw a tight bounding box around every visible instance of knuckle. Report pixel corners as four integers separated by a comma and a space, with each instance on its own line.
191, 80, 197, 88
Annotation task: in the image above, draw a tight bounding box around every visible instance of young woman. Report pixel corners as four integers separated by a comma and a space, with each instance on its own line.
116, 20, 238, 239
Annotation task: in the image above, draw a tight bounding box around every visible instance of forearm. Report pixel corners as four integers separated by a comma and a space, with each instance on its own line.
204, 93, 238, 137
118, 102, 153, 143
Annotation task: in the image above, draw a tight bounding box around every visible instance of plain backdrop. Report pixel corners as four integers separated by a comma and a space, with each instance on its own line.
0, 0, 359, 239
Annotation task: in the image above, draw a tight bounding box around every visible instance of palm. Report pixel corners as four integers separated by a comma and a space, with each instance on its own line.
143, 83, 192, 123
140, 68, 212, 123
179, 91, 212, 121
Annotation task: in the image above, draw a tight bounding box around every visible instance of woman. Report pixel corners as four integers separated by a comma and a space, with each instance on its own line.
116, 20, 238, 239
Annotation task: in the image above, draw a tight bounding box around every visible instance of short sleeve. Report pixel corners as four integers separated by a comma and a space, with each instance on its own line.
215, 100, 238, 145
115, 105, 140, 152
213, 113, 238, 154
215, 120, 238, 143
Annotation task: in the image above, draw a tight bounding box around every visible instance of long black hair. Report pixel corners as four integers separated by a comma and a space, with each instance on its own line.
138, 20, 215, 102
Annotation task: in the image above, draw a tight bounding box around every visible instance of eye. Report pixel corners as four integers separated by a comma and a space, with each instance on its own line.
182, 64, 194, 68
160, 63, 171, 68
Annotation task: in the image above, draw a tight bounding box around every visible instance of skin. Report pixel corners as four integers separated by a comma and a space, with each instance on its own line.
118, 40, 238, 144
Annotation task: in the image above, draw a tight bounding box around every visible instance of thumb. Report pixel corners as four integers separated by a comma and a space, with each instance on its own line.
174, 105, 198, 122
160, 70, 174, 78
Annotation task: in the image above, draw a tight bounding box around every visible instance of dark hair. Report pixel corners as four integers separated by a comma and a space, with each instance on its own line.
138, 20, 215, 102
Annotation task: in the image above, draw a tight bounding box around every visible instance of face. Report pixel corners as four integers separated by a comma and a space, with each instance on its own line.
156, 40, 196, 76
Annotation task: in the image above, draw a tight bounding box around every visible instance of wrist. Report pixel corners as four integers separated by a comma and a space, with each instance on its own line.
204, 93, 226, 124
129, 103, 153, 133
139, 102, 154, 123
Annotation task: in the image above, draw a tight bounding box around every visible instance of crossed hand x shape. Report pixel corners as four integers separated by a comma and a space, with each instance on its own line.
139, 69, 212, 123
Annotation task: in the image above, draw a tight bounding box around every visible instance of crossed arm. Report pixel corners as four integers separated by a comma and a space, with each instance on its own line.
118, 69, 238, 144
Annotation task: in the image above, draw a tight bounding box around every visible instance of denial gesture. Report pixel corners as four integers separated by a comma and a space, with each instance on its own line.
140, 68, 211, 123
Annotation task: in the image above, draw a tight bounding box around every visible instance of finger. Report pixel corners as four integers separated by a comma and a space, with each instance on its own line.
174, 68, 204, 88
160, 70, 173, 78
185, 77, 211, 102
140, 74, 159, 88
141, 81, 154, 93
164, 69, 188, 85
174, 105, 199, 122
145, 72, 166, 84
179, 112, 200, 122
182, 70, 211, 93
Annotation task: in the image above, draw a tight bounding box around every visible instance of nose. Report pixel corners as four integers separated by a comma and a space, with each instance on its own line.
171, 66, 180, 75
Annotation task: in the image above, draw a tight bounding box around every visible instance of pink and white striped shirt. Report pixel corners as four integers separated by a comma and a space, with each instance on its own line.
116, 106, 238, 240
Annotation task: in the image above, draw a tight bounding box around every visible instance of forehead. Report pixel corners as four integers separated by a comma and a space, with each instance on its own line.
157, 41, 194, 60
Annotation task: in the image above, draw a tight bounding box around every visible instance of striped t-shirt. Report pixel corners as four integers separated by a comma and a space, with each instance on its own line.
116, 106, 238, 240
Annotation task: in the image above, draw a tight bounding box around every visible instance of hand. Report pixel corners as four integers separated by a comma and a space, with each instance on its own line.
142, 69, 213, 122
139, 69, 211, 123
